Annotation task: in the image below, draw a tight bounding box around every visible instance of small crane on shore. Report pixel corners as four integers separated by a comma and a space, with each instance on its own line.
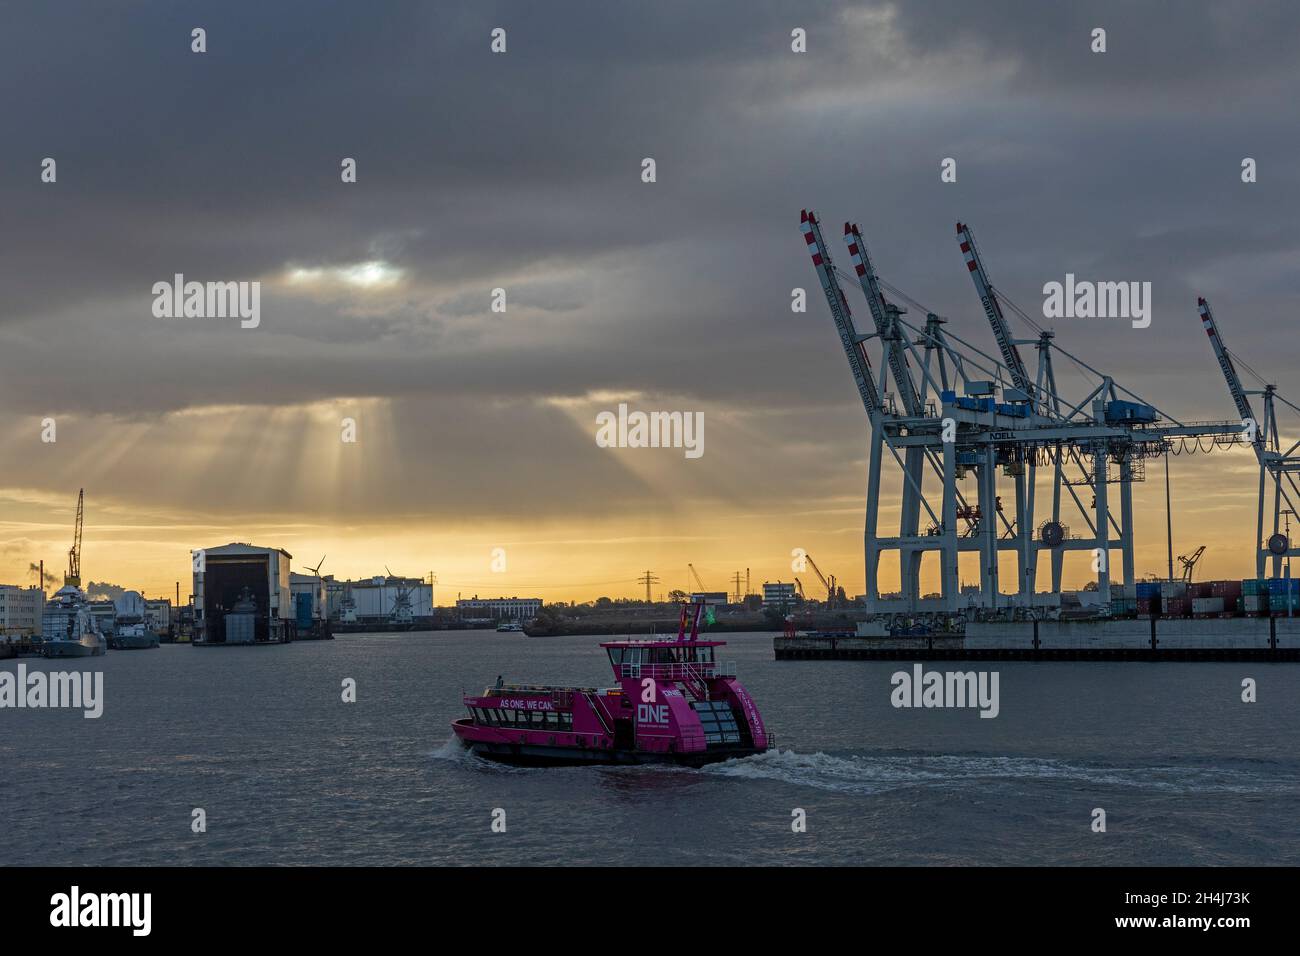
688, 563, 708, 595
65, 488, 84, 588
804, 553, 838, 609
1177, 546, 1206, 583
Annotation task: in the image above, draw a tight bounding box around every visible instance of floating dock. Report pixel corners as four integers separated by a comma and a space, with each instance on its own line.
775, 618, 1300, 662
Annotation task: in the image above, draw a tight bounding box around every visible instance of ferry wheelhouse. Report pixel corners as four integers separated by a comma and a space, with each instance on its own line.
452, 601, 771, 766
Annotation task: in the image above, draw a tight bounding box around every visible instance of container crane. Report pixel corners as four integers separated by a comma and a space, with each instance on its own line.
847, 222, 928, 596
801, 211, 1244, 620
800, 210, 880, 418
64, 488, 84, 588
1198, 299, 1256, 425
956, 222, 1033, 399
846, 222, 923, 416
1197, 297, 1300, 577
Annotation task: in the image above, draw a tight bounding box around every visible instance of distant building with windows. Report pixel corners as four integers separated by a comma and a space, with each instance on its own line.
0, 584, 43, 639
456, 596, 542, 622
689, 592, 729, 606
144, 599, 172, 634
88, 600, 118, 636
762, 582, 796, 608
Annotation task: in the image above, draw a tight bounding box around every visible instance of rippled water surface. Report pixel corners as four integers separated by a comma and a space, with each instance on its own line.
2, 631, 1298, 865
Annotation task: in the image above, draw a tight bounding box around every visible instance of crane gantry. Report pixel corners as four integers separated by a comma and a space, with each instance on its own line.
800, 212, 1244, 618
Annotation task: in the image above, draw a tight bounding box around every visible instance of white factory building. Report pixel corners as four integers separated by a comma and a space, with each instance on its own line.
324, 576, 434, 621
455, 595, 542, 622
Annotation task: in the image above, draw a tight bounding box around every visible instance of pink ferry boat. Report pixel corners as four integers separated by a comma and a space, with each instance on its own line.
452, 602, 771, 766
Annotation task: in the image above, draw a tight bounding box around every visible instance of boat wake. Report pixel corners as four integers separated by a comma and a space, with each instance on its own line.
428, 734, 532, 773
429, 734, 474, 764
700, 748, 1297, 797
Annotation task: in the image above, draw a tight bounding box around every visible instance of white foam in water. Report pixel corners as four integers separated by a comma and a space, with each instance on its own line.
701, 749, 1287, 796
428, 734, 536, 774
429, 734, 472, 763
429, 737, 1289, 795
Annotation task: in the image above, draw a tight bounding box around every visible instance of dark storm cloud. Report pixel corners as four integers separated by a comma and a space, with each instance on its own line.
2, 0, 1299, 505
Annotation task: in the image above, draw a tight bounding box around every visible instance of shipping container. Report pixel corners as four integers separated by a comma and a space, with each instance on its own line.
1192, 596, 1225, 616
1243, 594, 1270, 616
1108, 597, 1138, 615
1270, 591, 1300, 615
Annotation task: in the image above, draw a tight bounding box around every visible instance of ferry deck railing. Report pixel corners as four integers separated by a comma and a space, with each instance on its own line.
619, 661, 738, 682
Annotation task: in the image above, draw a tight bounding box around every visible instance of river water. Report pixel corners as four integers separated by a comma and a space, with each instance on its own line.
2, 630, 1297, 865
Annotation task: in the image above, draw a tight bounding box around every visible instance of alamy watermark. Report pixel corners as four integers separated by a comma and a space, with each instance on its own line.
152, 274, 261, 329
1042, 274, 1150, 329
50, 886, 150, 936
1, 664, 103, 718
595, 403, 704, 459
890, 664, 999, 718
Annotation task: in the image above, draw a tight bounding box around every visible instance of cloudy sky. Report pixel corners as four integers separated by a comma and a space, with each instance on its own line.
2, 1, 1298, 602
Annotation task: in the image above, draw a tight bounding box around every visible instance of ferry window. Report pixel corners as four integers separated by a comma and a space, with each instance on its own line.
607, 648, 624, 666
529, 711, 545, 727
543, 711, 558, 729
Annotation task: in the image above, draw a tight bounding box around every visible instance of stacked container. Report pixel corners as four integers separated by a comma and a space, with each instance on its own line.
1109, 597, 1137, 617
1192, 596, 1225, 617
1161, 580, 1189, 618
1242, 579, 1270, 617
1208, 580, 1242, 615
1268, 577, 1300, 616
1136, 581, 1162, 618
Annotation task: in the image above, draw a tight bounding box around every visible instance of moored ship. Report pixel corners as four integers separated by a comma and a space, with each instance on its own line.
40, 585, 107, 658
111, 620, 160, 649
453, 601, 771, 766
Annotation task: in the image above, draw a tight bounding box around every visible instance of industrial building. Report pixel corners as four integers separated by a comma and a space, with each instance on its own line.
323, 576, 434, 625
289, 573, 328, 620
762, 582, 797, 609
689, 591, 729, 606
0, 584, 43, 639
455, 595, 541, 622
144, 599, 172, 635
193, 542, 293, 644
